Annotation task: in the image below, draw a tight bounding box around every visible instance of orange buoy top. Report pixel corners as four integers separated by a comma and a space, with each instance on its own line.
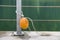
19, 17, 29, 29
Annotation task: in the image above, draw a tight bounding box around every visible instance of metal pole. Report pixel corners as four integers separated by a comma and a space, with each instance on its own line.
16, 0, 22, 35
14, 0, 24, 36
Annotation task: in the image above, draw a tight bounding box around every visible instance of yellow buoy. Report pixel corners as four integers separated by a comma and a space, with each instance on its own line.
19, 17, 29, 29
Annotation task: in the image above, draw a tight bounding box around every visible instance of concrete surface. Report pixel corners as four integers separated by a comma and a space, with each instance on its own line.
0, 31, 60, 40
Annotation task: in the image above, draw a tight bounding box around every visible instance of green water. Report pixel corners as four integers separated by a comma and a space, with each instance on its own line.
0, 0, 60, 31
